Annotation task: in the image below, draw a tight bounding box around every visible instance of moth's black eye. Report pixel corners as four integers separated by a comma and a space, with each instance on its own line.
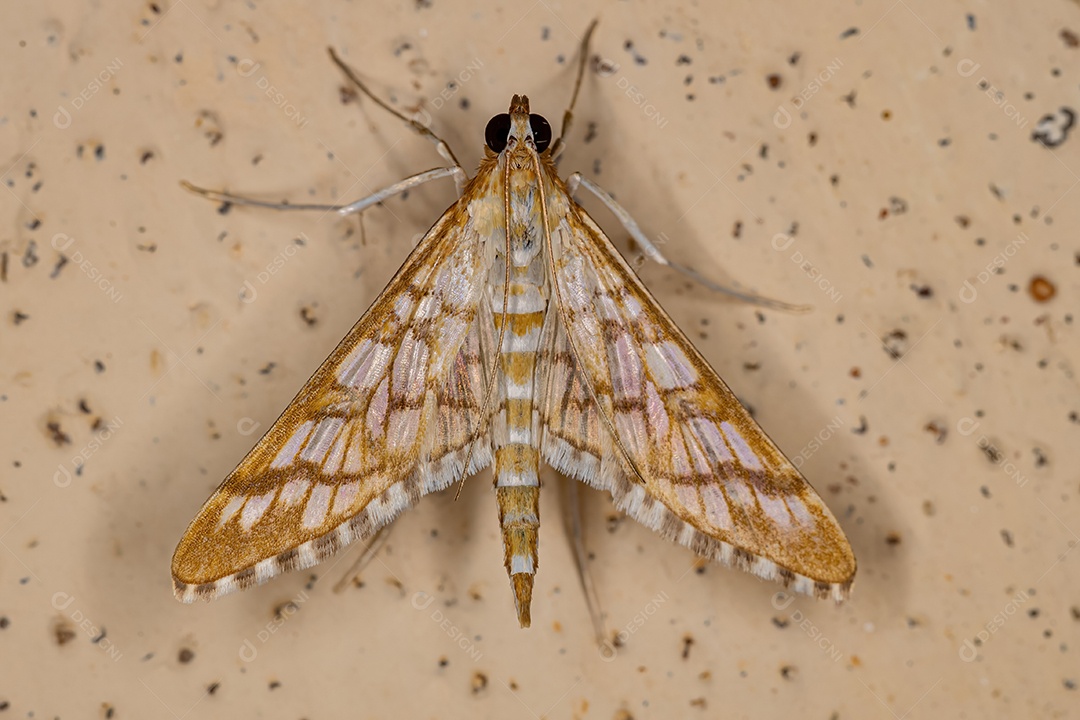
485, 113, 512, 153
529, 114, 552, 153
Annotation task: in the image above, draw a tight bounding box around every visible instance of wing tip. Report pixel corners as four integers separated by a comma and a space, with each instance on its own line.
171, 571, 243, 604
715, 536, 857, 604
172, 578, 197, 604
775, 564, 855, 604
170, 442, 494, 603
169, 491, 418, 605
611, 479, 858, 603
170, 525, 351, 604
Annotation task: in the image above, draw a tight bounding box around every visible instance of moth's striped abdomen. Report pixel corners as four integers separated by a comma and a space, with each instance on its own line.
491, 250, 548, 627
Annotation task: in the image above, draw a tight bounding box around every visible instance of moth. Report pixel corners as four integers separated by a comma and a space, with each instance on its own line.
172, 23, 856, 627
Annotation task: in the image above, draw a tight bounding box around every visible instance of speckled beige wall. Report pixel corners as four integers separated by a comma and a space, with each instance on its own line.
2, 1, 1077, 717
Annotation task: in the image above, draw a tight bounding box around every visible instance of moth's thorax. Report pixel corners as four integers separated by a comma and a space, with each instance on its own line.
473, 151, 558, 270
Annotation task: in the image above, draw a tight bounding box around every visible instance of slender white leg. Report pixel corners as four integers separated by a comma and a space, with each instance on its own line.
569, 173, 810, 312
561, 479, 608, 647
336, 167, 465, 215
181, 166, 462, 216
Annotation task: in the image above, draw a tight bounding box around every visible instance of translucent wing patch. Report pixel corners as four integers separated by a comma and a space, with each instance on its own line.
172, 207, 494, 602
539, 205, 856, 601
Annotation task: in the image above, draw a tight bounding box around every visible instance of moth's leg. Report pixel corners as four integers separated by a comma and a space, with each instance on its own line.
550, 19, 599, 162
561, 479, 608, 647
336, 167, 466, 216
181, 166, 462, 216
565, 172, 583, 196
567, 173, 811, 313
328, 47, 468, 195
332, 525, 392, 594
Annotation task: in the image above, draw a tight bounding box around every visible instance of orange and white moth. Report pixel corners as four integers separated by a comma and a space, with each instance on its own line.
172, 23, 856, 627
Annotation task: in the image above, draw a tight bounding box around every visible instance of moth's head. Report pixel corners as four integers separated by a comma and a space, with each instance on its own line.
484, 94, 552, 157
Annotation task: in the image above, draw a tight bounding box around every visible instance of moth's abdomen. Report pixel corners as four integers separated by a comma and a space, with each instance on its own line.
495, 450, 540, 627
491, 271, 546, 628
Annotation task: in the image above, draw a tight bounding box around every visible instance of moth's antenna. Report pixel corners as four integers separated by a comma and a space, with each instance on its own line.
550, 18, 599, 161
328, 47, 464, 172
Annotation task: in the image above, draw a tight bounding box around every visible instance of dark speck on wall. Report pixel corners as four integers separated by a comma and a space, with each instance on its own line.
1032, 107, 1075, 148
583, 121, 597, 143
624, 39, 648, 65
1028, 275, 1056, 302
